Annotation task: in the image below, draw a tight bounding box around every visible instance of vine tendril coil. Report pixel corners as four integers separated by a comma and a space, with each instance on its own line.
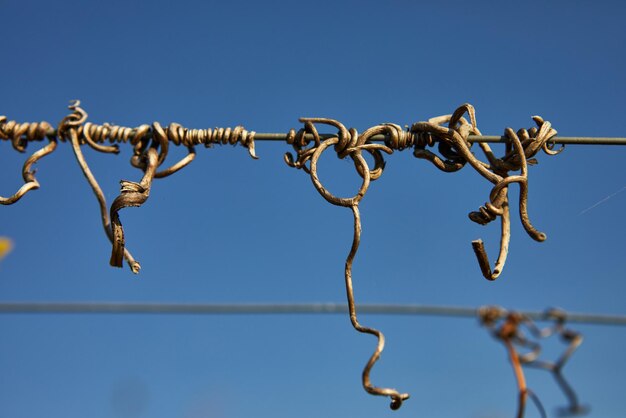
409, 104, 561, 280
58, 101, 142, 272
3, 102, 562, 279
52, 101, 258, 272
479, 306, 588, 417
287, 118, 407, 410
525, 308, 589, 417
0, 116, 56, 205
109, 146, 159, 269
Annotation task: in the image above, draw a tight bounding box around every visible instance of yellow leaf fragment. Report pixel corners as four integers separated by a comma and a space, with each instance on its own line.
0, 237, 14, 260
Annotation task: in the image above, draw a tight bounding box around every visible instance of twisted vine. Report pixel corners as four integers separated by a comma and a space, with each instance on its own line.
2, 101, 562, 280
286, 118, 409, 410
0, 116, 56, 205
479, 306, 587, 417
1, 101, 577, 412
408, 104, 561, 280
52, 100, 257, 272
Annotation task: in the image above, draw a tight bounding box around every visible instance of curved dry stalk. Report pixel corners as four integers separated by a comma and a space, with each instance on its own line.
346, 205, 409, 410
151, 122, 196, 178
67, 127, 142, 273
409, 104, 558, 280
411, 104, 501, 184
58, 102, 143, 272
504, 339, 532, 418
3, 101, 563, 280
479, 307, 588, 417
52, 101, 259, 273
523, 309, 589, 416
0, 138, 57, 205
480, 310, 547, 418
109, 147, 159, 269
289, 124, 409, 410
0, 117, 56, 205
471, 201, 511, 280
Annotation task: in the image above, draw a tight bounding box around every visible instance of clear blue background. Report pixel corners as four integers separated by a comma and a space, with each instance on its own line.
1, 1, 625, 417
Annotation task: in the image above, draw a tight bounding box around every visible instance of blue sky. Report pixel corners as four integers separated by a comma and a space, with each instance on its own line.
1, 1, 625, 417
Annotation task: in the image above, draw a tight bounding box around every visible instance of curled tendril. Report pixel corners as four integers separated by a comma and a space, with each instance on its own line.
526, 309, 589, 417
52, 100, 259, 272
109, 147, 159, 269
287, 119, 408, 410
60, 102, 142, 273
0, 116, 56, 205
479, 307, 548, 418
479, 306, 588, 418
410, 104, 560, 280
284, 119, 324, 173
4, 101, 562, 281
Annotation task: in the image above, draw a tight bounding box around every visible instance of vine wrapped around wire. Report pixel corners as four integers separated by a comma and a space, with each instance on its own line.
286, 118, 409, 410
479, 306, 588, 418
2, 102, 561, 279
0, 116, 56, 205
47, 101, 258, 272
408, 104, 562, 280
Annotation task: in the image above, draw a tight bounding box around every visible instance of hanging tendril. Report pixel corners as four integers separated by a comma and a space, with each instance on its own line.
109, 146, 159, 269
0, 116, 56, 205
479, 306, 548, 418
3, 101, 561, 279
287, 118, 408, 410
523, 308, 589, 417
410, 104, 561, 280
57, 101, 144, 272
479, 306, 587, 417
52, 101, 258, 272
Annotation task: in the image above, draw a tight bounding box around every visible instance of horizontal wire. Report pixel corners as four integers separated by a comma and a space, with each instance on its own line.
36, 127, 626, 145
1, 302, 625, 326
259, 134, 626, 145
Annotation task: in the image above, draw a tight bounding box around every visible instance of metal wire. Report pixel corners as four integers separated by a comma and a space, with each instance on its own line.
1, 302, 625, 326
33, 128, 626, 145
2, 103, 623, 414
3, 102, 625, 277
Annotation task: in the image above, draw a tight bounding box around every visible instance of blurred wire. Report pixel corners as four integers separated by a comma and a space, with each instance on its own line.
0, 302, 625, 326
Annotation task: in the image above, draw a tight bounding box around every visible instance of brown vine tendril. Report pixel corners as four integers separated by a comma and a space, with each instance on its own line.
3, 102, 560, 279
524, 308, 589, 417
0, 102, 588, 412
52, 100, 258, 272
479, 306, 587, 418
0, 116, 56, 205
479, 307, 546, 418
409, 104, 561, 280
58, 101, 144, 272
109, 146, 159, 269
287, 118, 408, 410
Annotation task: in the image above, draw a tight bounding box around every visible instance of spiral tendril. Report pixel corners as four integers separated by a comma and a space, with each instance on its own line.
0, 116, 56, 205
479, 306, 588, 417
47, 100, 258, 272
287, 119, 408, 410
1, 101, 578, 412
3, 101, 562, 281
408, 104, 559, 280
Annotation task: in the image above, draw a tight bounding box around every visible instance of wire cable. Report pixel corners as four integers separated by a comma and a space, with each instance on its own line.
1, 302, 625, 326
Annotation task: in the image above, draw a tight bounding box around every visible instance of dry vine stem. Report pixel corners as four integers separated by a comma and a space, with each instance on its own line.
2, 101, 565, 409
0, 116, 56, 204
285, 118, 409, 409
2, 101, 560, 280
52, 101, 257, 272
479, 306, 588, 418
409, 104, 561, 280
